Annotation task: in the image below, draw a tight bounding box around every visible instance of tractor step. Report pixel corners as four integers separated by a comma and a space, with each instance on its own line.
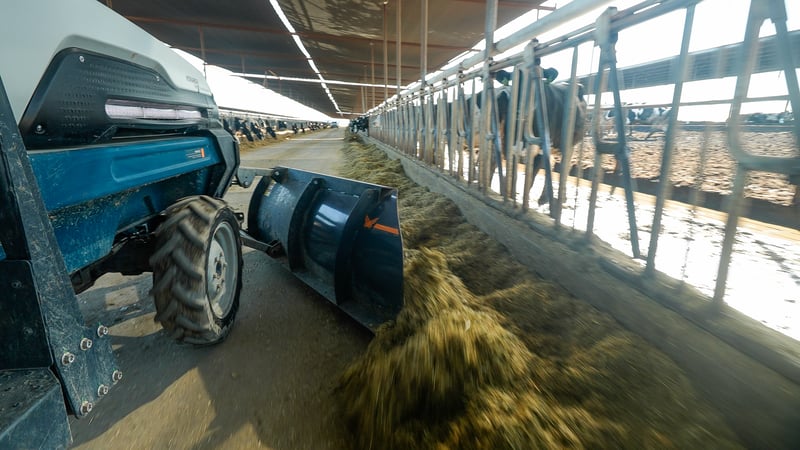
0, 369, 71, 449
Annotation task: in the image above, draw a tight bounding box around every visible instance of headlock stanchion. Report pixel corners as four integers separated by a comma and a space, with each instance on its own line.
589, 7, 641, 259
553, 45, 582, 224
715, 0, 800, 306
644, 3, 697, 276
366, 0, 799, 337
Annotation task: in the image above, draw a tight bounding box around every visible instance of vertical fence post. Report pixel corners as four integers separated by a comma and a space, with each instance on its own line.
383, 1, 388, 103
468, 77, 478, 184
448, 80, 458, 176
371, 41, 376, 110
531, 55, 555, 211
438, 86, 448, 169
478, 0, 498, 194
419, 0, 430, 163
425, 87, 434, 164
396, 0, 402, 96
588, 7, 640, 258
553, 46, 581, 225
505, 65, 523, 204
520, 41, 536, 211
455, 72, 467, 180
418, 92, 424, 160
645, 4, 696, 276
586, 9, 613, 242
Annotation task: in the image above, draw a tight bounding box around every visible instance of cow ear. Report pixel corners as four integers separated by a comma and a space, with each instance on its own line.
495, 70, 512, 85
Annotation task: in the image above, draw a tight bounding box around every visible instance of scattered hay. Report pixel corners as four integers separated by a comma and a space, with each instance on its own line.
336, 137, 743, 449
337, 249, 615, 450
236, 131, 297, 152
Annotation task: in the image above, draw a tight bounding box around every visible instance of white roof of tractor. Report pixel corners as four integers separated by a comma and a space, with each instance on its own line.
0, 0, 212, 123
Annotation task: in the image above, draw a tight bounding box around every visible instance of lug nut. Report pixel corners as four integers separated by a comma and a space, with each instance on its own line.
96, 325, 109, 337
80, 401, 93, 415
80, 338, 93, 351
112, 370, 123, 384
97, 384, 109, 397
61, 352, 75, 365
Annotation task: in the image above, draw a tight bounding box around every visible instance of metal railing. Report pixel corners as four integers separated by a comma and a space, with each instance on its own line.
368, 0, 799, 341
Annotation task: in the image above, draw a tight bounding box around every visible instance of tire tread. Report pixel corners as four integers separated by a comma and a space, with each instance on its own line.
150, 195, 242, 345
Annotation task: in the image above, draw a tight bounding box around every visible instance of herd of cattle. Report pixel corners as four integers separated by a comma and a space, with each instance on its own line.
598, 106, 672, 139
222, 116, 330, 144
347, 66, 797, 205
350, 116, 370, 135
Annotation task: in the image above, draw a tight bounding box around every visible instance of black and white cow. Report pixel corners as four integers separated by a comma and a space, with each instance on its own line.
250, 121, 264, 140
628, 107, 671, 139
600, 106, 671, 139
747, 112, 793, 124
467, 68, 587, 205
350, 116, 369, 135
233, 117, 254, 142
265, 122, 277, 139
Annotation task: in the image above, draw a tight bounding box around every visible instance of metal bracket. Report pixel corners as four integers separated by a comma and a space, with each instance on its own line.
0, 76, 118, 423
235, 167, 275, 189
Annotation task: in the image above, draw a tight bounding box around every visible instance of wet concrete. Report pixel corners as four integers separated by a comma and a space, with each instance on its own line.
435, 145, 798, 341
516, 171, 800, 342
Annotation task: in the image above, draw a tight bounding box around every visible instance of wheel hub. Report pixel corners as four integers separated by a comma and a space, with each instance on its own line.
207, 222, 237, 318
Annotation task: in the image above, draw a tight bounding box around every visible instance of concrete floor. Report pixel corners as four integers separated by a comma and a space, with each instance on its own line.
70, 128, 370, 450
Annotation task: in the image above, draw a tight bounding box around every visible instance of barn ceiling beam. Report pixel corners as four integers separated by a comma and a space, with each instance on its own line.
220, 64, 401, 85
174, 45, 420, 71
458, 0, 555, 10
237, 73, 400, 89
124, 15, 472, 51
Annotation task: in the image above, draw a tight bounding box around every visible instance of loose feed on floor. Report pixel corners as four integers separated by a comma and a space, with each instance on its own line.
236, 131, 297, 152
335, 135, 743, 450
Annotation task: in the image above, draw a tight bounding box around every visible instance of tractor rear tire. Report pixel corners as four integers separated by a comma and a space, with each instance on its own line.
150, 196, 243, 345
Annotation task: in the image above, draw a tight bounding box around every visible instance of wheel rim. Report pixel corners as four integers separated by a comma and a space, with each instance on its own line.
206, 220, 238, 318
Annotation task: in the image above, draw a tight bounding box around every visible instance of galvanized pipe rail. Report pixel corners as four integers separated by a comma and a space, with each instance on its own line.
367, 0, 800, 398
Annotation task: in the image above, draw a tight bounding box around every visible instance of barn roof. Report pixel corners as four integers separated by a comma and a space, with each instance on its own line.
99, 0, 552, 119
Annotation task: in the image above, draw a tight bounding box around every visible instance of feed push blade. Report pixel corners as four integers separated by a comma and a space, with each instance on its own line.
247, 167, 403, 330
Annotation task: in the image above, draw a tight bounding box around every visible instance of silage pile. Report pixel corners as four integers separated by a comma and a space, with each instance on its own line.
335, 136, 743, 450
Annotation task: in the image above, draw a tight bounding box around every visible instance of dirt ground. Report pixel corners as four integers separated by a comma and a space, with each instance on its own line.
573, 127, 799, 207
69, 128, 368, 449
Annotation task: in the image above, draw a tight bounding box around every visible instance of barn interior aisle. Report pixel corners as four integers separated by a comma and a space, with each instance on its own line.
3, 0, 798, 447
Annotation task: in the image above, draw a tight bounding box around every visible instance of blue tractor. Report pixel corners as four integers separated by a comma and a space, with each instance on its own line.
0, 1, 402, 447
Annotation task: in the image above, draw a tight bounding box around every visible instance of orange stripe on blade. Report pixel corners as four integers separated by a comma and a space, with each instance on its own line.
364, 215, 399, 235
374, 223, 399, 235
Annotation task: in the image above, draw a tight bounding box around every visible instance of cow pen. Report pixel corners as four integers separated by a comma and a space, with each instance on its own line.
363, 0, 799, 447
